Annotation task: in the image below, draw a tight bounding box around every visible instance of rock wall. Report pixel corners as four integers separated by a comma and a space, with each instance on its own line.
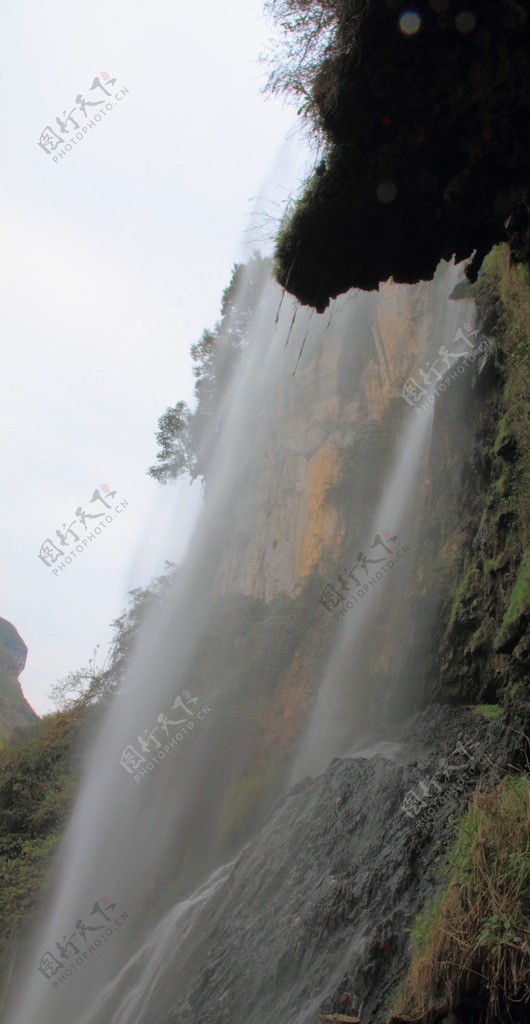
0, 618, 39, 743
214, 277, 441, 603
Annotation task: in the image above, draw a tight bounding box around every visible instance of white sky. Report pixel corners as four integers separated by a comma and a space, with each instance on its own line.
0, 0, 311, 716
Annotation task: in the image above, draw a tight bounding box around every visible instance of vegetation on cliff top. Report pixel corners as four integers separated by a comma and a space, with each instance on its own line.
148, 253, 270, 485
264, 0, 530, 308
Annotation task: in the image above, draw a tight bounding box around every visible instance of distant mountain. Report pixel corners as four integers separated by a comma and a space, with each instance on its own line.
0, 618, 39, 743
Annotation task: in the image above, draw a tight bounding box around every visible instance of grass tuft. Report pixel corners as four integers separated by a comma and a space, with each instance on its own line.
392, 776, 530, 1023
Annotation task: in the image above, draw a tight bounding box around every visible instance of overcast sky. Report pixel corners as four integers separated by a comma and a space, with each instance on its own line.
0, 0, 311, 715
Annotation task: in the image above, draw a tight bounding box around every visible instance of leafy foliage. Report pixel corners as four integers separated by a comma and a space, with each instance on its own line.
0, 710, 83, 991
148, 401, 196, 484
0, 562, 180, 989
49, 562, 178, 711
148, 252, 270, 484
262, 0, 363, 138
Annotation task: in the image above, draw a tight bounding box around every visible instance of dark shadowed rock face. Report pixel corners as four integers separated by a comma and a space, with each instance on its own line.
0, 618, 28, 675
274, 0, 530, 309
0, 618, 38, 740
142, 705, 506, 1024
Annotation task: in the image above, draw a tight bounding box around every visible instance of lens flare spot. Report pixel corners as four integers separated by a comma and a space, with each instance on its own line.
455, 10, 476, 32
377, 181, 397, 204
399, 9, 422, 35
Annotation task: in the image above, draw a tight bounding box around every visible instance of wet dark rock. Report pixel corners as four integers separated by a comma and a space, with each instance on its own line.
150, 705, 509, 1024
495, 434, 518, 462
0, 618, 27, 675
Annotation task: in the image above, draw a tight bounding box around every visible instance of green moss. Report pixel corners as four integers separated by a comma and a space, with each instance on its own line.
493, 412, 509, 455
219, 772, 268, 842
448, 565, 478, 630
471, 704, 502, 720
494, 549, 530, 648
408, 890, 445, 956
482, 556, 499, 575
492, 473, 508, 497
475, 251, 530, 526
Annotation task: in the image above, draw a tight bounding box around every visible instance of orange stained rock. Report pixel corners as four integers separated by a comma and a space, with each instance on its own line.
258, 646, 314, 756
296, 441, 344, 580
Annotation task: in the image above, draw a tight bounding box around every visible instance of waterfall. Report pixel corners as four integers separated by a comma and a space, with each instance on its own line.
290, 261, 477, 780
289, 405, 434, 782
4, 255, 479, 1024
75, 861, 235, 1024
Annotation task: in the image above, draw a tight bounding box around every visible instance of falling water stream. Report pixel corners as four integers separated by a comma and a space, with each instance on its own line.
289, 404, 434, 782
5, 253, 478, 1024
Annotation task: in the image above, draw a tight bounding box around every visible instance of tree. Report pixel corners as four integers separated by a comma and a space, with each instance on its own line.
262, 0, 363, 137
49, 564, 178, 711
106, 563, 177, 686
148, 253, 272, 486
48, 647, 105, 711
148, 400, 196, 484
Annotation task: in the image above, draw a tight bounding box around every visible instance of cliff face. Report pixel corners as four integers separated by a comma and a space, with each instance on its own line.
0, 618, 39, 743
213, 249, 530, 728
214, 276, 443, 603
196, 265, 484, 818
147, 248, 530, 1024
421, 248, 530, 712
